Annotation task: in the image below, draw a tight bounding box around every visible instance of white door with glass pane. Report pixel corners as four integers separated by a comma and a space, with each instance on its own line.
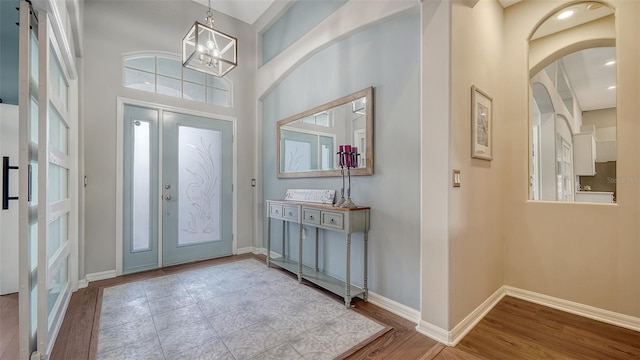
18, 2, 78, 358
122, 104, 233, 273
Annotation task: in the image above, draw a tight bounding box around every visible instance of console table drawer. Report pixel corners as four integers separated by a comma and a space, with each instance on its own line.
321, 211, 344, 230
302, 208, 321, 225
269, 204, 284, 218
283, 206, 299, 221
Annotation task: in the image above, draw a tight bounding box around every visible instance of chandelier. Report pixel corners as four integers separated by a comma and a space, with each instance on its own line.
182, 0, 237, 77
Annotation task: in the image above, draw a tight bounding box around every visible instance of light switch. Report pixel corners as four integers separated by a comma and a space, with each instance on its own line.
453, 170, 461, 187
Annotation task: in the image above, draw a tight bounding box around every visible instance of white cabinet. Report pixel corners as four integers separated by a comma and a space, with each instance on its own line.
573, 133, 596, 176
575, 191, 614, 203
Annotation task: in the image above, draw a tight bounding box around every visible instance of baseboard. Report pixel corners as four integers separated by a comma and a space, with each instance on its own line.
77, 279, 88, 289
416, 287, 504, 346
236, 246, 258, 255
504, 286, 640, 332
85, 270, 117, 284
449, 286, 506, 345
367, 291, 421, 324
415, 320, 449, 344
417, 285, 640, 347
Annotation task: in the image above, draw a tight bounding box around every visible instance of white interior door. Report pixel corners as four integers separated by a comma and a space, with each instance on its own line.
19, 2, 78, 358
18, 3, 41, 356
1, 104, 20, 295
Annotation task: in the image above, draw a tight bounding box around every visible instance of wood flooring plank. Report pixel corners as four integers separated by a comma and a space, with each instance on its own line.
0, 332, 19, 360
0, 293, 18, 358
49, 287, 99, 360
418, 342, 446, 360
433, 347, 486, 360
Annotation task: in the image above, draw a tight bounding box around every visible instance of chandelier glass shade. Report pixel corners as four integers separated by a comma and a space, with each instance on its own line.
182, 6, 237, 77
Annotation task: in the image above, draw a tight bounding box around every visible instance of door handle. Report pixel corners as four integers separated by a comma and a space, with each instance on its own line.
164, 195, 172, 201
2, 156, 19, 210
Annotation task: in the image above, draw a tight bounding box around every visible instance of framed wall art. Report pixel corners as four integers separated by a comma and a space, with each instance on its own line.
471, 85, 493, 160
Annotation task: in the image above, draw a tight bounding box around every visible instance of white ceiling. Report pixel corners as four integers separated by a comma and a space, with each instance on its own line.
532, 3, 616, 112
192, 0, 275, 25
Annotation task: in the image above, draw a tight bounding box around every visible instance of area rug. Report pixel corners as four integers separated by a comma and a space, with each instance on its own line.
96, 258, 390, 360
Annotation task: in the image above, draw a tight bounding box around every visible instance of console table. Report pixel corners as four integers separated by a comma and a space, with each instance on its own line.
266, 200, 370, 308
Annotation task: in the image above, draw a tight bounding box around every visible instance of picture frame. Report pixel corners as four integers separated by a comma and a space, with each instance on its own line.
471, 85, 493, 160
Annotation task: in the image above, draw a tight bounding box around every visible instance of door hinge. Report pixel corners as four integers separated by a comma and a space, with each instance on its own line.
231, 184, 234, 192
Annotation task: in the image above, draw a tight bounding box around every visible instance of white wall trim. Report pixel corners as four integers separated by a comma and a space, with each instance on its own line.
236, 246, 261, 255
77, 279, 88, 289
504, 286, 640, 332
368, 291, 421, 324
415, 286, 504, 346
85, 270, 117, 283
448, 287, 506, 345
417, 285, 640, 347
415, 320, 449, 344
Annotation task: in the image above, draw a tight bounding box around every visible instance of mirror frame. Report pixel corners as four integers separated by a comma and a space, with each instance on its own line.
277, 86, 374, 178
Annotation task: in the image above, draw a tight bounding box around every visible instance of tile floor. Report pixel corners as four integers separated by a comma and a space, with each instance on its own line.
97, 259, 385, 360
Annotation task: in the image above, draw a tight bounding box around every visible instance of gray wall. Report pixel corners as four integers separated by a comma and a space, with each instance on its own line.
82, 1, 256, 274
0, 0, 19, 105
262, 12, 421, 309
261, 0, 347, 65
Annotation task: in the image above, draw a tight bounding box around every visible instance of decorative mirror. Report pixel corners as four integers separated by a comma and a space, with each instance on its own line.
277, 87, 374, 178
528, 2, 616, 203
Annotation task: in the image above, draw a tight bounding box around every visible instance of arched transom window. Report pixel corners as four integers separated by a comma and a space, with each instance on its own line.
122, 54, 232, 107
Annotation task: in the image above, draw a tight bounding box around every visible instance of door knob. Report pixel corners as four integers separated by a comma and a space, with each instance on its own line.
164, 195, 172, 201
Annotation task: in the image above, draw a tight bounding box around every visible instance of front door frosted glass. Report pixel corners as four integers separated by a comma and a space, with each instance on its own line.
133, 121, 151, 251
122, 105, 159, 273
162, 111, 233, 266
178, 127, 222, 245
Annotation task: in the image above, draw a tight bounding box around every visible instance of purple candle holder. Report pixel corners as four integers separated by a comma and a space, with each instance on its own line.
335, 144, 361, 208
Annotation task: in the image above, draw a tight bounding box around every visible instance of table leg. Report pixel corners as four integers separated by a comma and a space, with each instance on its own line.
363, 230, 368, 302
314, 227, 319, 271
266, 216, 271, 267
345, 233, 351, 308
298, 222, 303, 283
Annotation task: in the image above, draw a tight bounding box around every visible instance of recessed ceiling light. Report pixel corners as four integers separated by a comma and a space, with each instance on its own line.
605, 60, 616, 66
587, 3, 604, 11
607, 85, 616, 90
557, 10, 575, 20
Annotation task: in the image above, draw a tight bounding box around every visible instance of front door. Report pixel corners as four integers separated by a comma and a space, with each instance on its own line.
122, 105, 233, 273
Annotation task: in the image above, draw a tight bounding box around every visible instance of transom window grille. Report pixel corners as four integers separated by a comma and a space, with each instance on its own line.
302, 111, 332, 127
122, 54, 232, 107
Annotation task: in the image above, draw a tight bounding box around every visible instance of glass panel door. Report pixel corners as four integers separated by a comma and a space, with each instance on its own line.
37, 13, 74, 356
161, 111, 233, 266
19, 4, 77, 357
18, 2, 40, 357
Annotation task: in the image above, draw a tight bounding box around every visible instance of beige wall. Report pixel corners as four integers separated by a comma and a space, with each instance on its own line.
448, 0, 505, 327
502, 0, 639, 317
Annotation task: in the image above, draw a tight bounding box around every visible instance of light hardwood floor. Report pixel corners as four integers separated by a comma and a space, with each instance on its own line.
2, 254, 638, 359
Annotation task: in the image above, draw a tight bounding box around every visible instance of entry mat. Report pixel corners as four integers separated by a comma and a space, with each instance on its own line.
96, 258, 390, 360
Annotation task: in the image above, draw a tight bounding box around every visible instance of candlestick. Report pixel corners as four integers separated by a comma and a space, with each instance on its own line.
335, 148, 346, 207
340, 145, 358, 208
